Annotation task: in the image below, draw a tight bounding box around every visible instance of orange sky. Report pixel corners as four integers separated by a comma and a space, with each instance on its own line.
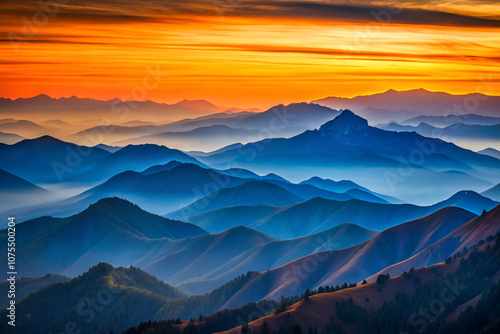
1, 0, 500, 109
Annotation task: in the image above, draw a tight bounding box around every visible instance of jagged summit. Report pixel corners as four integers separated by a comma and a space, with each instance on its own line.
319, 109, 369, 135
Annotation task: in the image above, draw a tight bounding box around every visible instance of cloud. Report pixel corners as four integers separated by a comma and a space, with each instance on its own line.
173, 42, 500, 64
1, 0, 499, 28
229, 1, 500, 28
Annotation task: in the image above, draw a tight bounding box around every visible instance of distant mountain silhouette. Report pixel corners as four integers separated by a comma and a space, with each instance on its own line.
141, 160, 184, 175
0, 198, 206, 278
402, 113, 500, 127
94, 143, 122, 152
0, 119, 67, 138
167, 180, 304, 219
244, 177, 390, 204
10, 158, 398, 221
216, 167, 262, 179
300, 176, 367, 193
0, 118, 18, 125
153, 111, 255, 132
478, 147, 500, 159
40, 119, 74, 128
0, 136, 111, 183
234, 103, 340, 136
344, 188, 389, 204
300, 176, 402, 203
313, 89, 500, 122
482, 183, 500, 202
167, 176, 391, 220
0, 94, 231, 123
0, 131, 24, 144
62, 103, 343, 150
7, 163, 249, 220
185, 191, 497, 238
77, 143, 204, 182
432, 190, 498, 215
175, 99, 224, 112
166, 169, 403, 220
197, 110, 498, 204
64, 123, 162, 145
111, 124, 263, 152
381, 121, 500, 150
0, 169, 48, 193
3, 136, 201, 184
187, 198, 422, 238
261, 173, 290, 183
0, 168, 49, 214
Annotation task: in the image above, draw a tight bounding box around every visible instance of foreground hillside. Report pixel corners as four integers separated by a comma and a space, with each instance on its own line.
220, 232, 500, 334
0, 263, 186, 334
95, 230, 500, 334
209, 207, 478, 309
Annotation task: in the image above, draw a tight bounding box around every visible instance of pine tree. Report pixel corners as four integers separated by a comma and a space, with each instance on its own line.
304, 288, 311, 300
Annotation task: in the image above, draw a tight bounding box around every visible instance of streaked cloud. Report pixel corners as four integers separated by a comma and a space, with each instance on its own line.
1, 0, 499, 27
0, 0, 499, 107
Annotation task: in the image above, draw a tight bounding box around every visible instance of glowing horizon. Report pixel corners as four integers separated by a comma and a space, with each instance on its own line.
1, 0, 499, 109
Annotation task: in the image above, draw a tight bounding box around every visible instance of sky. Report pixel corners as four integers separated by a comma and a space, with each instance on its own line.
1, 0, 500, 108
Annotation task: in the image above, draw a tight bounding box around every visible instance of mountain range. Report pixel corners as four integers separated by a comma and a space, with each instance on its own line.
0, 119, 69, 138
4, 159, 406, 222
195, 109, 500, 204
111, 125, 263, 152
479, 147, 500, 159
0, 169, 50, 211
8, 229, 499, 334
381, 121, 500, 150
1, 108, 498, 205
0, 198, 206, 279
5, 195, 497, 302
0, 136, 111, 183
0, 136, 202, 184
313, 89, 500, 123
211, 206, 483, 310
401, 113, 500, 127
0, 197, 380, 295
0, 131, 23, 144
366, 202, 500, 282
5, 203, 499, 334
221, 231, 500, 334
482, 183, 500, 202
60, 103, 340, 151
184, 190, 497, 239
1, 91, 500, 334
0, 94, 231, 124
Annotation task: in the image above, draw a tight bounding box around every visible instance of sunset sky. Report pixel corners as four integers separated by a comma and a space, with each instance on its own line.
1, 0, 500, 108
